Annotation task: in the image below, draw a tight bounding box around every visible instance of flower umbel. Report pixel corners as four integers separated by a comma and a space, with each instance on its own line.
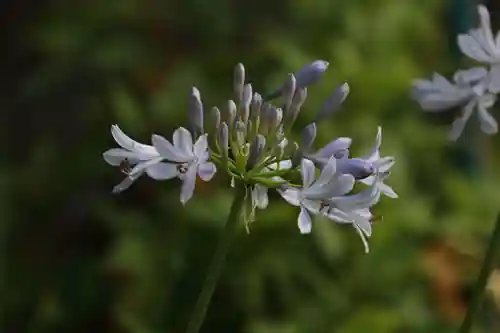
104, 61, 397, 251
103, 60, 398, 333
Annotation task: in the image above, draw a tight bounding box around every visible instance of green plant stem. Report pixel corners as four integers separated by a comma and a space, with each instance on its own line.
459, 213, 500, 333
185, 186, 247, 333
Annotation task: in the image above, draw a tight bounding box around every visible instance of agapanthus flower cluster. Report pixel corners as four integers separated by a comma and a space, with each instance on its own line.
411, 5, 500, 141
103, 60, 397, 253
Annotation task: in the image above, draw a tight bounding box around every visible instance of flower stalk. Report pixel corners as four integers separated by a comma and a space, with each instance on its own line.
185, 185, 247, 333
459, 212, 500, 333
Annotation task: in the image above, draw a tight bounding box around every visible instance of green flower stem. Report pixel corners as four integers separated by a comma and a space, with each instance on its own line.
185, 186, 247, 333
459, 213, 500, 333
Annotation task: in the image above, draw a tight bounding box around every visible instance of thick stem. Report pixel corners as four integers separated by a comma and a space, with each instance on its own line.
459, 213, 500, 333
185, 186, 247, 333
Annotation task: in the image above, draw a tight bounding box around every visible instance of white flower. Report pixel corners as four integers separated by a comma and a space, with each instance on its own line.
357, 126, 397, 198
411, 71, 497, 140
457, 5, 500, 93
103, 125, 165, 194
152, 127, 216, 204
278, 158, 355, 234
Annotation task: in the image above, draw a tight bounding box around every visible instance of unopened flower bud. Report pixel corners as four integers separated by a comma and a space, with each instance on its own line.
282, 74, 296, 112
300, 122, 317, 152
286, 87, 307, 128
210, 106, 221, 131
259, 103, 272, 135
315, 82, 349, 122
250, 93, 262, 119
339, 158, 375, 180
294, 60, 329, 87
219, 122, 229, 159
246, 134, 266, 169
266, 106, 280, 130
241, 83, 252, 124
226, 100, 237, 129
234, 63, 245, 103
234, 120, 247, 147
188, 86, 204, 137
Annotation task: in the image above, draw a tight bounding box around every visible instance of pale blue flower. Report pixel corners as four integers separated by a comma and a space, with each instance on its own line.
278, 158, 356, 234
411, 70, 497, 140
103, 125, 165, 193
356, 127, 397, 198
457, 5, 500, 93
152, 127, 216, 204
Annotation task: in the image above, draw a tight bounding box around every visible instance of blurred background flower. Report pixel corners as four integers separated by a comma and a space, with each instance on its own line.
3, 0, 500, 332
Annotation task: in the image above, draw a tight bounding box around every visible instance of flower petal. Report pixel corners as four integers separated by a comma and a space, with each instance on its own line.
298, 206, 312, 234
454, 67, 488, 85
323, 207, 354, 223
197, 162, 217, 181
314, 137, 352, 159
316, 156, 336, 183
194, 134, 209, 161
128, 157, 163, 177
330, 179, 381, 210
363, 126, 382, 161
329, 174, 356, 196
477, 103, 498, 135
252, 184, 269, 209
300, 158, 316, 188
478, 5, 499, 58
457, 33, 491, 63
448, 100, 476, 141
173, 127, 194, 157
152, 134, 192, 163
146, 162, 178, 180
103, 148, 141, 166
416, 90, 471, 111
111, 125, 158, 156
488, 64, 500, 94
112, 172, 142, 194
180, 164, 197, 205
375, 156, 395, 172
278, 188, 301, 206
379, 182, 398, 198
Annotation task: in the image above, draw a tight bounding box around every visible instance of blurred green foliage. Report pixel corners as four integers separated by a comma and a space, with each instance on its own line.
4, 0, 500, 332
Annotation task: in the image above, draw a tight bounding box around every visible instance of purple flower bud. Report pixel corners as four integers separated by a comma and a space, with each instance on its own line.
240, 83, 252, 124
300, 122, 317, 151
339, 158, 375, 180
282, 74, 296, 112
286, 87, 308, 128
315, 83, 349, 122
219, 122, 229, 159
226, 99, 237, 129
188, 86, 204, 137
210, 106, 221, 131
294, 60, 329, 87
247, 134, 266, 169
234, 63, 245, 102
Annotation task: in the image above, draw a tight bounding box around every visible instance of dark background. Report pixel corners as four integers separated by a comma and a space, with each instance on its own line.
3, 0, 500, 332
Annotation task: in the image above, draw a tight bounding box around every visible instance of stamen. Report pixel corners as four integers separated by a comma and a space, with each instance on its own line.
177, 164, 188, 174
120, 158, 133, 175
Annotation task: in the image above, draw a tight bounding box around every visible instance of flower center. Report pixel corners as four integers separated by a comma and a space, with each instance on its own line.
120, 158, 132, 175
177, 164, 189, 174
